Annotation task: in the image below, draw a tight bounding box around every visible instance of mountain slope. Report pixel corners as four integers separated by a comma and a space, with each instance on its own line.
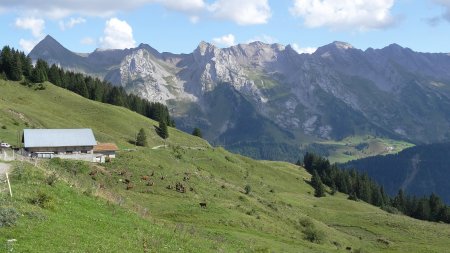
342, 143, 450, 204
28, 36, 450, 161
1, 80, 450, 252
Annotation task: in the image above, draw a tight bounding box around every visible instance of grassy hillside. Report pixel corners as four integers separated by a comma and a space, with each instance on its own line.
1, 80, 449, 252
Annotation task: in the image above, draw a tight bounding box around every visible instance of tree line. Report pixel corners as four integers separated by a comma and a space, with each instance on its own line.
0, 46, 174, 126
301, 152, 450, 224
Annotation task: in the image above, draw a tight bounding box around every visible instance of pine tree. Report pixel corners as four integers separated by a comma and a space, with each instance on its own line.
393, 189, 406, 213
158, 119, 169, 139
48, 64, 62, 87
20, 52, 32, 78
311, 170, 325, 197
31, 67, 46, 83
303, 152, 315, 172
136, 128, 147, 147
9, 53, 22, 81
0, 46, 12, 78
192, 127, 202, 138
35, 59, 49, 81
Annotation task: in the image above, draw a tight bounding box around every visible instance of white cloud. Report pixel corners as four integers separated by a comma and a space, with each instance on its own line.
290, 0, 395, 30
15, 17, 45, 37
0, 0, 206, 19
81, 37, 95, 45
59, 17, 86, 31
431, 0, 450, 23
212, 34, 236, 47
247, 34, 278, 44
19, 38, 39, 53
99, 18, 136, 49
156, 0, 205, 13
2, 0, 272, 25
291, 43, 317, 54
209, 0, 271, 25
15, 17, 45, 52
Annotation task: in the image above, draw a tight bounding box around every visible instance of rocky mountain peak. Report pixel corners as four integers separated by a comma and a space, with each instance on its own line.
29, 35, 67, 55
333, 41, 354, 50
195, 41, 218, 56
314, 41, 355, 57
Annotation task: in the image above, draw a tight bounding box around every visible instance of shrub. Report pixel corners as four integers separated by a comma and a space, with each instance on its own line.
244, 184, 252, 195
299, 217, 325, 244
0, 207, 19, 227
29, 190, 54, 209
348, 192, 358, 201
36, 83, 46, 90
46, 173, 58, 186
299, 217, 314, 228
381, 205, 400, 214
304, 225, 325, 243
1, 125, 6, 129
245, 209, 256, 216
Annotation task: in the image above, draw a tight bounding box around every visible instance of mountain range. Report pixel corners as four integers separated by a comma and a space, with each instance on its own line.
29, 35, 450, 160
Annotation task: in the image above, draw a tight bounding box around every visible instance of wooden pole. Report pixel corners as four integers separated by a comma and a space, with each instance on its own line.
5, 172, 12, 198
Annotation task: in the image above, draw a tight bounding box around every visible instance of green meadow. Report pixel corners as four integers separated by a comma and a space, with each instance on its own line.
0, 80, 449, 252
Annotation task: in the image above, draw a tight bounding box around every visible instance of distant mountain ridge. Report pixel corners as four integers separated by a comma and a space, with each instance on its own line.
29, 35, 450, 160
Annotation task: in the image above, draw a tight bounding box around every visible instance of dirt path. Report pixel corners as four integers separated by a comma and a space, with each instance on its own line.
0, 162, 11, 177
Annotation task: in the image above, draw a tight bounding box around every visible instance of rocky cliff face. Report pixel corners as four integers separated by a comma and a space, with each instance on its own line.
29, 36, 450, 160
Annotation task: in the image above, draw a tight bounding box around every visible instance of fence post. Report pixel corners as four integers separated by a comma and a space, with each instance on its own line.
5, 172, 12, 198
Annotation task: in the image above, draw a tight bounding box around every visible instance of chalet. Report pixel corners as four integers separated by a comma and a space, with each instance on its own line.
23, 128, 97, 162
93, 143, 119, 163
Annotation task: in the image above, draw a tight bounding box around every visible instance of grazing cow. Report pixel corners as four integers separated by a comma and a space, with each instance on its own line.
141, 175, 149, 181
199, 202, 207, 208
175, 182, 186, 193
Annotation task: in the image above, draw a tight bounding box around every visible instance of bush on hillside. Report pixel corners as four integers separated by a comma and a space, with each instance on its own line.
29, 190, 54, 209
46, 172, 58, 186
0, 207, 19, 227
298, 217, 325, 244
244, 184, 252, 195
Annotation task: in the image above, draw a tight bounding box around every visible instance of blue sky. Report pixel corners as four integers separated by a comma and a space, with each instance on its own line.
1, 0, 450, 54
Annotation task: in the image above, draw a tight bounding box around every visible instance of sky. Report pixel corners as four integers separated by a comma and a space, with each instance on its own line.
0, 0, 450, 55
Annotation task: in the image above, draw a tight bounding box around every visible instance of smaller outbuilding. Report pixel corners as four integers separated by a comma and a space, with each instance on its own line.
94, 143, 119, 163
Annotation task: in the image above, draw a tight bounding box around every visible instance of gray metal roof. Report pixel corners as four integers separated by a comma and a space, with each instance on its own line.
23, 129, 97, 148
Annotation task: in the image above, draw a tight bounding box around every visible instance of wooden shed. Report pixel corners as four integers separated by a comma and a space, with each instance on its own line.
94, 143, 118, 158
